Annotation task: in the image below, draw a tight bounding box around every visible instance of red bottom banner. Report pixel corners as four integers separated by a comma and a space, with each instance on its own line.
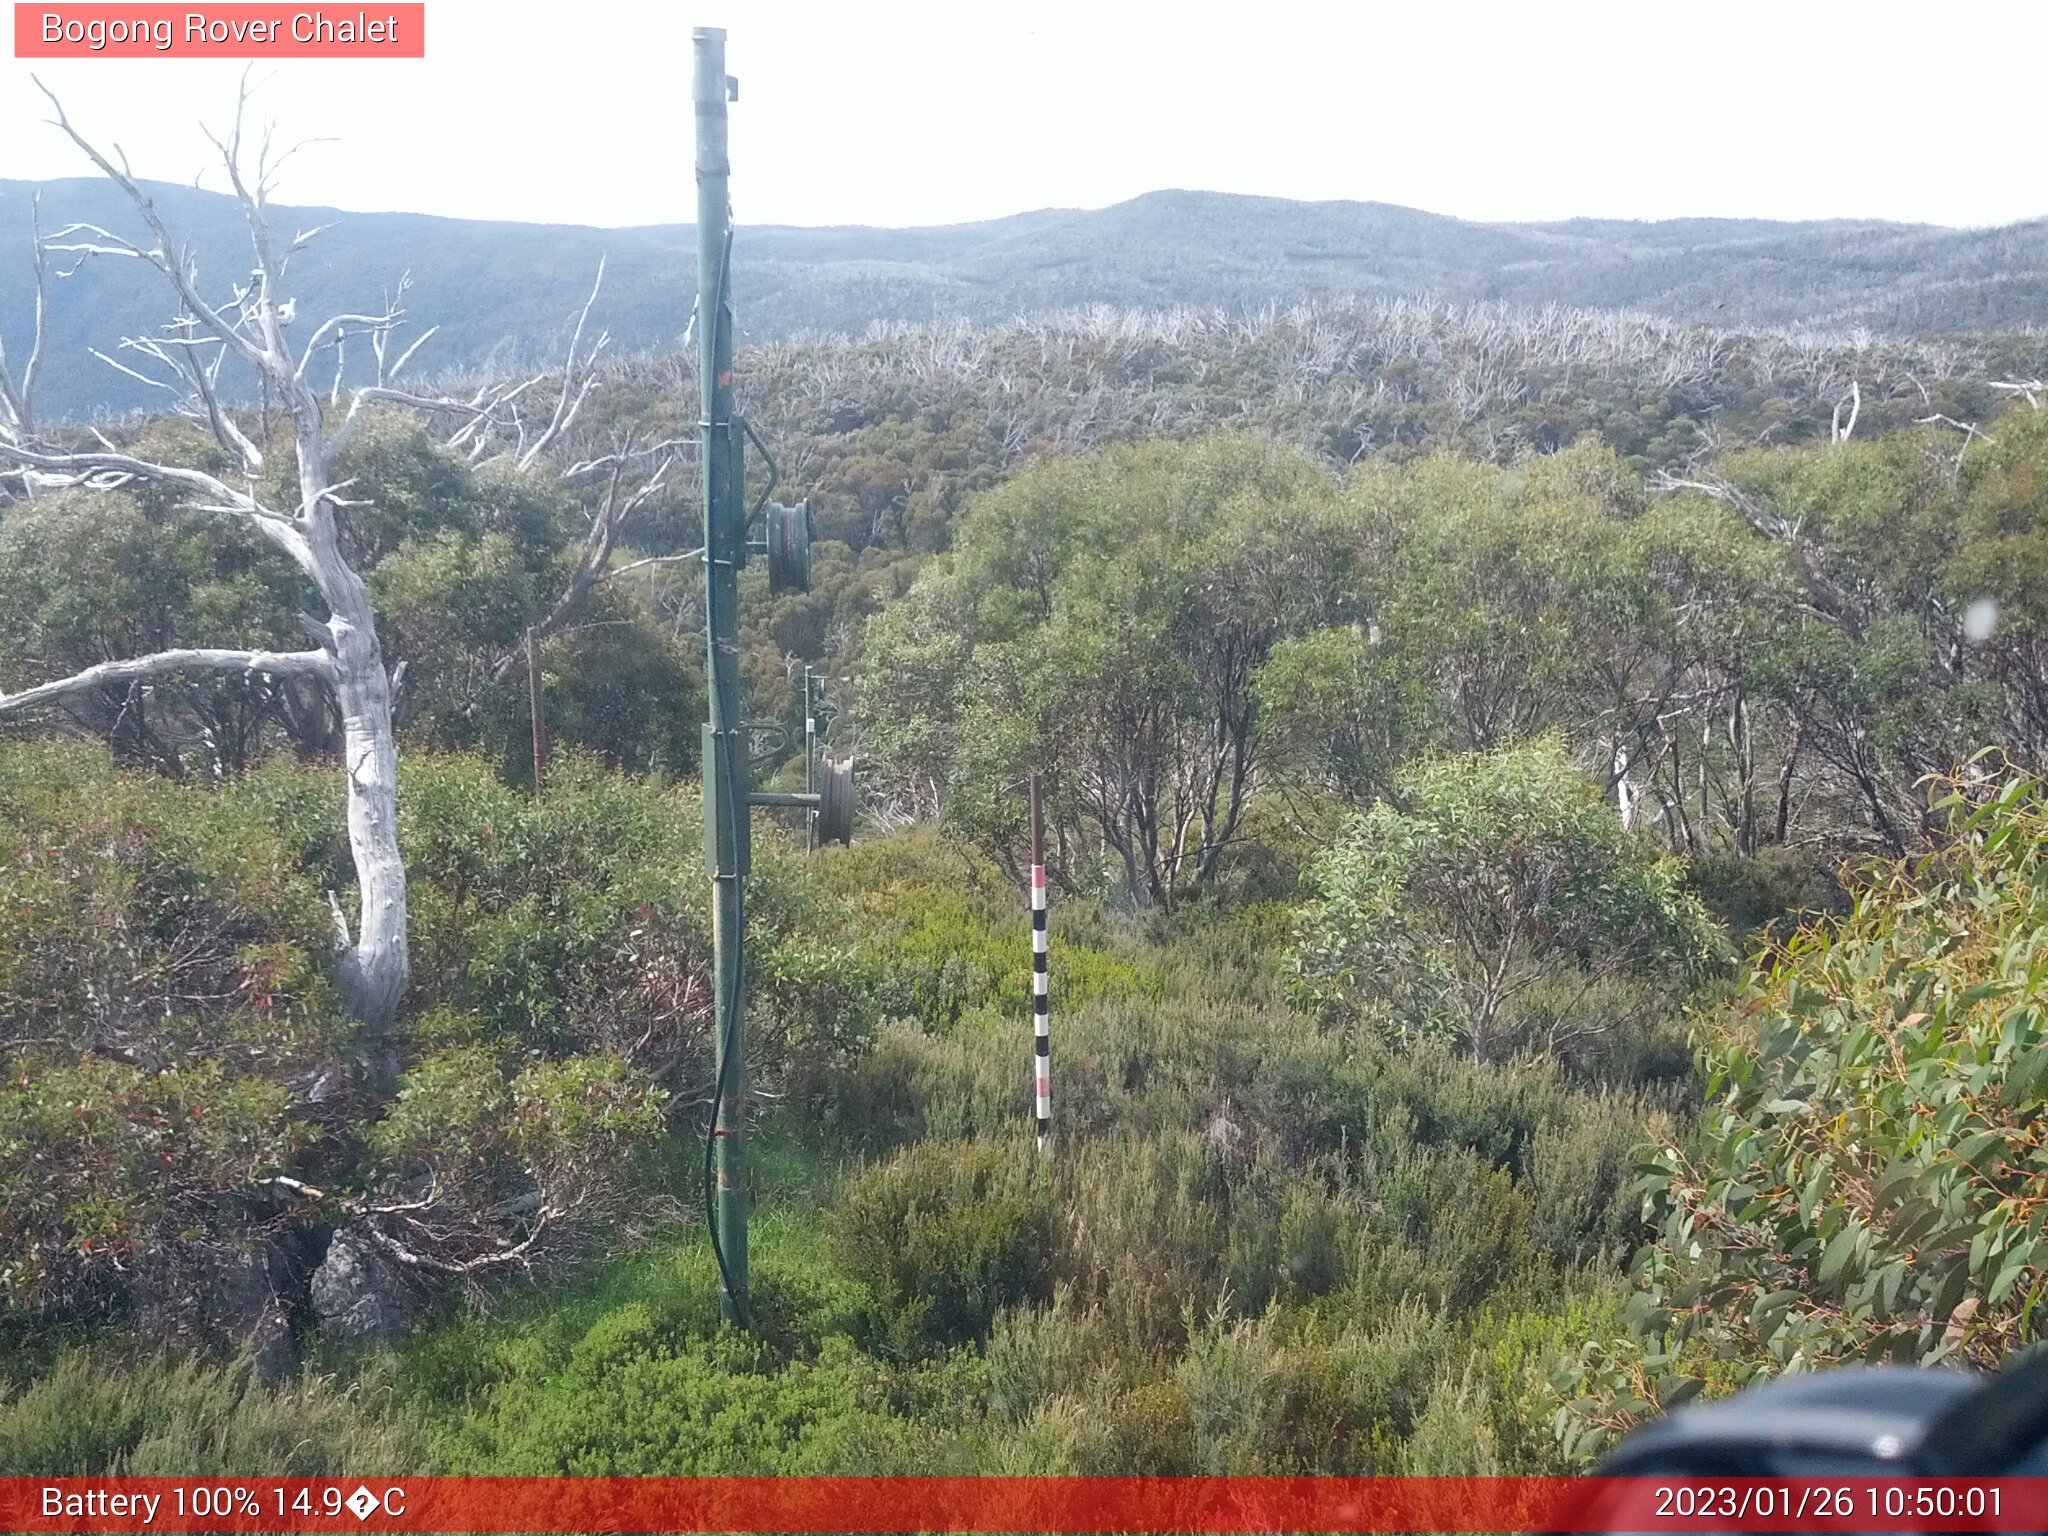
5, 1475, 2046, 1534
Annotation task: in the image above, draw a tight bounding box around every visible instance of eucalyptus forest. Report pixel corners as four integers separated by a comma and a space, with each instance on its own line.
4, 107, 2048, 1479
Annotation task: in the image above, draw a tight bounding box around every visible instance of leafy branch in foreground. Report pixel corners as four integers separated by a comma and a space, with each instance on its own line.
1558, 763, 2048, 1458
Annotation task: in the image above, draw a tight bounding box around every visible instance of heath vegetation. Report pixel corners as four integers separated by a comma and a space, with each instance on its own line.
7, 152, 2048, 1472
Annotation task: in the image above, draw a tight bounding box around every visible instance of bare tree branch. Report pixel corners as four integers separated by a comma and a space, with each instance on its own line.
601, 547, 706, 584
162, 316, 267, 471
0, 647, 337, 714
383, 323, 437, 385
328, 378, 525, 459
0, 441, 300, 537
1653, 466, 1861, 632
0, 190, 49, 440
490, 435, 681, 681
358, 1208, 556, 1275
1917, 412, 1992, 469
1831, 378, 1860, 443
295, 307, 403, 382
515, 258, 608, 471
86, 344, 177, 394
34, 77, 276, 377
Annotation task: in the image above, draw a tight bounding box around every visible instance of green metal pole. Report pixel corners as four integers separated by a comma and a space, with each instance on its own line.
695, 24, 748, 1327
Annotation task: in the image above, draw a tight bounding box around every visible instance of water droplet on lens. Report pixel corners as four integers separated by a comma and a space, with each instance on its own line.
1963, 597, 2000, 643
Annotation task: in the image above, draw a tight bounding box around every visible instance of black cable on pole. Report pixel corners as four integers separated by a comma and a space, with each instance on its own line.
704, 712, 749, 1325
703, 933, 744, 1324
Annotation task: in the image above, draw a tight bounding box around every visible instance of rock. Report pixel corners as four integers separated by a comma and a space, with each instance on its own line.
310, 1229, 413, 1341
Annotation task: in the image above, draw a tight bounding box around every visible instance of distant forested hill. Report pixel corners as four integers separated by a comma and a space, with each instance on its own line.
3, 179, 2046, 419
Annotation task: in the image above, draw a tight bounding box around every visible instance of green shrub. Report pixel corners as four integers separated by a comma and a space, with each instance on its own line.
1523, 1092, 1669, 1270
0, 1351, 422, 1475
1289, 739, 1728, 1062
0, 741, 343, 1072
0, 742, 869, 1338
434, 1328, 921, 1475
392, 1213, 959, 1476
1102, 1379, 1198, 1473
1464, 1281, 1625, 1475
390, 1207, 869, 1410
808, 832, 1167, 1037
404, 751, 876, 1099
1378, 1150, 1538, 1313
1057, 1132, 1362, 1344
829, 1140, 1052, 1355
1174, 1304, 1448, 1473
0, 1058, 296, 1322
984, 1289, 1135, 1424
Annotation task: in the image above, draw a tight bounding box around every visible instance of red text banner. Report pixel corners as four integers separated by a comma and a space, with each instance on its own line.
4, 1476, 2048, 1533
14, 5, 425, 58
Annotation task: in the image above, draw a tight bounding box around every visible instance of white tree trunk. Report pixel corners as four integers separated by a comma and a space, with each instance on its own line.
330, 591, 408, 1089
1612, 739, 1638, 830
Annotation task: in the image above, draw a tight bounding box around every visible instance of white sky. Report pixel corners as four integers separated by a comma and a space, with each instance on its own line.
3, 0, 2042, 231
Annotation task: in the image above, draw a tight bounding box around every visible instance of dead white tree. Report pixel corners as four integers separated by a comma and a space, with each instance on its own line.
0, 84, 568, 1093
1917, 412, 1993, 472
1831, 378, 1861, 443
0, 190, 48, 443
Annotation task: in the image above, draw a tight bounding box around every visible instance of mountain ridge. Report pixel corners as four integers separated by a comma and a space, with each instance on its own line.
4, 179, 2045, 419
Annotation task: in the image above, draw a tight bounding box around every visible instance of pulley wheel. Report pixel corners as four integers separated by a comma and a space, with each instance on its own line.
816, 756, 854, 847
766, 500, 812, 594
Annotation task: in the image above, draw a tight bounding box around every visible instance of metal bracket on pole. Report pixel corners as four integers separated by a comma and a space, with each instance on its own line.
748, 756, 853, 846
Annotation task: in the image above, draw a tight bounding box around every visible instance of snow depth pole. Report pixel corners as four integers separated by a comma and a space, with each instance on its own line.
1029, 773, 1050, 1152
804, 665, 816, 855
695, 24, 750, 1328
525, 627, 548, 793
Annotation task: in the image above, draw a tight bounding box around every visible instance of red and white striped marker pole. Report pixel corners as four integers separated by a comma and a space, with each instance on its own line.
1028, 773, 1050, 1153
